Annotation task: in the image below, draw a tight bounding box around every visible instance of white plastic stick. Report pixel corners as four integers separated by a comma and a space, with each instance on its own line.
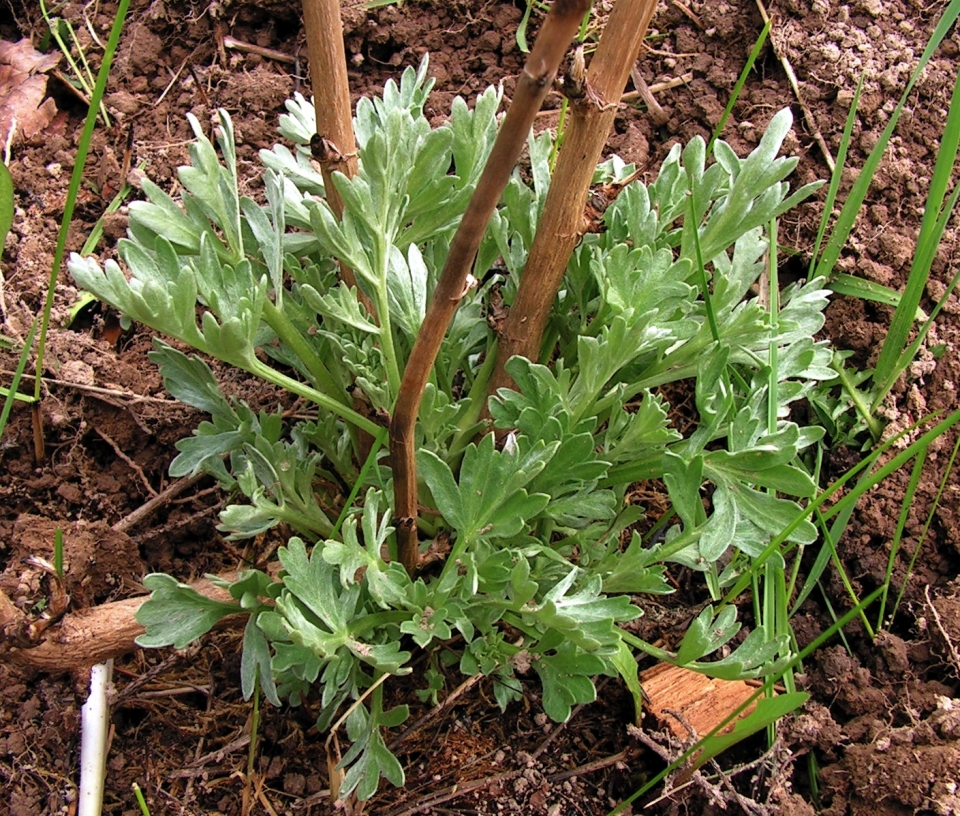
78, 660, 113, 816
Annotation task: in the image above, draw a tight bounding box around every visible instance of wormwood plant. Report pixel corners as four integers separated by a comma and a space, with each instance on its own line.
69, 59, 833, 799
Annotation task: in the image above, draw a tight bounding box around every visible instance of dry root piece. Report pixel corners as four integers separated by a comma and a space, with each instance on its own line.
1, 575, 239, 672
924, 585, 960, 675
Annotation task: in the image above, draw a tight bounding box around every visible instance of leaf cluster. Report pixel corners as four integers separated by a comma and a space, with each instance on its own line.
72, 59, 834, 799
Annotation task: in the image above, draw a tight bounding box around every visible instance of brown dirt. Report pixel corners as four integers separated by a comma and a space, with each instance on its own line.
1, 0, 959, 813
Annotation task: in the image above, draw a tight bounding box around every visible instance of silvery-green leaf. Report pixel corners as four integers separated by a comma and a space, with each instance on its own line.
135, 573, 240, 648
385, 243, 428, 337
241, 613, 280, 705
676, 604, 740, 665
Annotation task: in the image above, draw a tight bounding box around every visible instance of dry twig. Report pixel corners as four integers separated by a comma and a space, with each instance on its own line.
389, 0, 592, 574
485, 0, 659, 402
754, 0, 836, 172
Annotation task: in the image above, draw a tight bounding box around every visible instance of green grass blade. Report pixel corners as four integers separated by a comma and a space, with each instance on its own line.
516, 0, 535, 53
870, 66, 960, 405
722, 408, 960, 605
875, 450, 925, 629
53, 527, 64, 578
829, 273, 927, 319
0, 317, 39, 439
791, 506, 849, 617
810, 74, 863, 276
873, 198, 960, 411
0, 387, 35, 403
816, 584, 855, 655
34, 0, 131, 405
823, 410, 960, 524
609, 589, 884, 815
0, 161, 12, 246
813, 0, 960, 281
330, 427, 390, 540
888, 431, 960, 625
132, 783, 152, 816
80, 174, 138, 256
708, 18, 771, 153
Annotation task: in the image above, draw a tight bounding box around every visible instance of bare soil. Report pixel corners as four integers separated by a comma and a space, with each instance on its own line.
1, 0, 959, 814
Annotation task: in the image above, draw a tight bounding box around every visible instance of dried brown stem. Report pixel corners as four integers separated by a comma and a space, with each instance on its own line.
301, 0, 373, 312
486, 0, 659, 401
301, 0, 358, 204
302, 0, 377, 456
754, 0, 835, 173
390, 0, 591, 575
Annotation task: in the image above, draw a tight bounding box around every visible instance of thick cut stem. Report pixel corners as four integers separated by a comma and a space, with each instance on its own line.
486, 0, 659, 401
302, 0, 378, 466
302, 0, 377, 318
301, 0, 358, 208
390, 0, 591, 575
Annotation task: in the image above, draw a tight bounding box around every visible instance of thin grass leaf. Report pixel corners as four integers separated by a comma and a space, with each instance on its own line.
870, 67, 960, 406
34, 0, 131, 404
817, 505, 877, 638
81, 175, 138, 256
516, 0, 535, 52
0, 317, 39, 439
875, 450, 925, 629
889, 431, 960, 624
723, 408, 960, 605
608, 589, 884, 816
812, 73, 863, 275
875, 203, 960, 409
829, 273, 927, 319
822, 411, 960, 527
708, 18, 771, 153
691, 691, 807, 770
813, 0, 960, 281
0, 161, 12, 246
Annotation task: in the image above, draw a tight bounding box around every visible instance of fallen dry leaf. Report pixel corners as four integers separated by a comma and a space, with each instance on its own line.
0, 38, 61, 147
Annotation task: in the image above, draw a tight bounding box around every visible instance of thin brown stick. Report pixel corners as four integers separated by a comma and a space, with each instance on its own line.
387, 673, 483, 750
384, 770, 520, 816
0, 370, 180, 404
622, 71, 693, 101
112, 470, 208, 533
754, 0, 836, 173
546, 748, 632, 782
533, 71, 692, 118
389, 0, 591, 575
167, 733, 253, 779
223, 35, 296, 65
630, 65, 670, 126
486, 0, 659, 402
